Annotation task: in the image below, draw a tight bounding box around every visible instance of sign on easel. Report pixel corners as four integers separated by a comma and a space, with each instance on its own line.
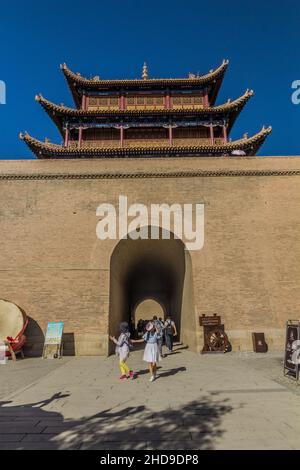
284, 320, 300, 380
42, 322, 64, 359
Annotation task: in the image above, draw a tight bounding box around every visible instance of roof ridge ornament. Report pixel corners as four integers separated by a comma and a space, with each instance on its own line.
19, 131, 30, 141
142, 62, 149, 80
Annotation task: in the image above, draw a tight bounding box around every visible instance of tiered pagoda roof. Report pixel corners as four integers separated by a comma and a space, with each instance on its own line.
61, 60, 229, 107
20, 127, 272, 158
35, 89, 254, 137
20, 60, 272, 159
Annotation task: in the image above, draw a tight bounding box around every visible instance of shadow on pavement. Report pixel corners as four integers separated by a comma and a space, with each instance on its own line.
137, 366, 162, 376
157, 366, 186, 378
165, 351, 182, 356
0, 392, 232, 450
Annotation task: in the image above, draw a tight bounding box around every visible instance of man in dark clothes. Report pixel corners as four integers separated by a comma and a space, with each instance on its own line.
164, 315, 177, 352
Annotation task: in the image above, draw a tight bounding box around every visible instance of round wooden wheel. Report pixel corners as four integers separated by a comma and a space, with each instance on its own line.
206, 328, 229, 351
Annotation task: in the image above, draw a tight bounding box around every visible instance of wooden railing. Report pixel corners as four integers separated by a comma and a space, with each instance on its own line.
86, 94, 206, 112
87, 104, 205, 111
68, 137, 226, 149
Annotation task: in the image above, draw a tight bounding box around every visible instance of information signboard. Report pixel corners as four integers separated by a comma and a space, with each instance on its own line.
42, 321, 64, 359
284, 321, 300, 380
199, 314, 221, 327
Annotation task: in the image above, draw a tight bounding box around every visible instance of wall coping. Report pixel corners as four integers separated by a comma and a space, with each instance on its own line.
1, 156, 300, 179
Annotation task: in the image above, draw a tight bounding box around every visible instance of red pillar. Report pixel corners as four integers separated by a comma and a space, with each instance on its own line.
78, 126, 83, 149
82, 94, 87, 111
120, 95, 125, 111
204, 88, 209, 107
210, 123, 214, 144
169, 125, 173, 146
120, 126, 124, 147
165, 92, 171, 109
223, 123, 228, 143
64, 127, 69, 147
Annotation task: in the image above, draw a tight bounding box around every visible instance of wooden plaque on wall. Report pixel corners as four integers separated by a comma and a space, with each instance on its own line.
252, 332, 268, 353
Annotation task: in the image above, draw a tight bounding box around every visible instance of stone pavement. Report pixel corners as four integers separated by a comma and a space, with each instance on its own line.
0, 346, 300, 450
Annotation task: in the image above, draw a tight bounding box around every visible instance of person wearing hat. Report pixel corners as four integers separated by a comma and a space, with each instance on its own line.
109, 322, 135, 381
133, 321, 162, 382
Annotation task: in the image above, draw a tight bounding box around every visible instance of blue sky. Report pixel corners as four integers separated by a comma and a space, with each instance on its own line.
0, 0, 299, 159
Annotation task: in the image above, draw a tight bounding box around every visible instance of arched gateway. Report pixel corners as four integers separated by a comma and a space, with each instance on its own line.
108, 227, 197, 354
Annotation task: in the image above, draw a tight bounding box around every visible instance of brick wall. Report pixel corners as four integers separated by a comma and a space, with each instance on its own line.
0, 156, 299, 355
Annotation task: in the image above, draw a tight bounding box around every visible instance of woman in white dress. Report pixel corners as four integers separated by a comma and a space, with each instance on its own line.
134, 321, 162, 382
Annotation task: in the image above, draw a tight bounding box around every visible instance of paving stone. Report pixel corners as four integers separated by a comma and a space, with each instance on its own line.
42, 426, 84, 434
0, 420, 41, 426
13, 417, 44, 422
38, 420, 81, 427
0, 358, 72, 400
22, 434, 60, 442
0, 442, 78, 450
0, 425, 45, 434
147, 440, 203, 450
80, 441, 149, 450
0, 434, 25, 442
100, 432, 192, 442
0, 417, 18, 421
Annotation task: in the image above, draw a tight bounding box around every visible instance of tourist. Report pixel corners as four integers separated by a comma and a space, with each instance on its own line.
109, 322, 134, 381
153, 315, 165, 358
133, 321, 161, 382
137, 319, 144, 338
159, 317, 166, 345
164, 315, 177, 353
143, 320, 148, 333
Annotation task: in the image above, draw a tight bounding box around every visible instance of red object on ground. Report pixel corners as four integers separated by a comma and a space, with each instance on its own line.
5, 314, 28, 357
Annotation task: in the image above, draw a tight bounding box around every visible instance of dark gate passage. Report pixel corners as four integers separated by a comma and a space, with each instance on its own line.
109, 227, 196, 354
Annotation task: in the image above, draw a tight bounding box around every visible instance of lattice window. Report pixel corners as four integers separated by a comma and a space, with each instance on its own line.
89, 97, 97, 106
98, 98, 108, 106
110, 98, 118, 106
172, 95, 203, 106
155, 97, 163, 105
182, 96, 192, 104
136, 97, 144, 105
194, 96, 203, 104
127, 97, 134, 105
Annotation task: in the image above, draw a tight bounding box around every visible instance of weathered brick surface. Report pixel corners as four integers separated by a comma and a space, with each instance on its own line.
0, 156, 299, 354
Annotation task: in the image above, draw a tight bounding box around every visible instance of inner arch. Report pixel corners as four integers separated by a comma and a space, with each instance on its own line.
134, 298, 166, 327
